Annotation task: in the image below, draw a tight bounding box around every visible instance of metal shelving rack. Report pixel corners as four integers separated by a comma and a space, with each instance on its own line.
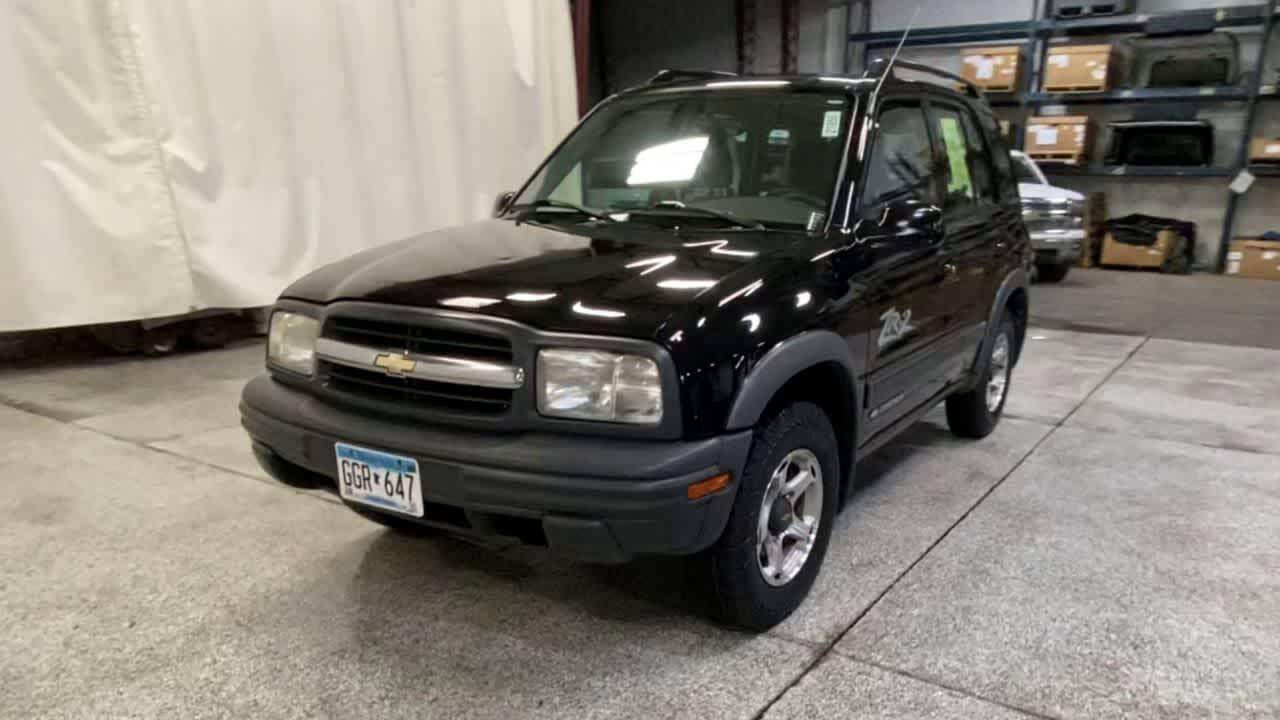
847, 1, 1280, 272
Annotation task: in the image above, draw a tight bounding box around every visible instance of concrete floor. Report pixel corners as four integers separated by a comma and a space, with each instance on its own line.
1031, 268, 1280, 349
3, 307, 1279, 717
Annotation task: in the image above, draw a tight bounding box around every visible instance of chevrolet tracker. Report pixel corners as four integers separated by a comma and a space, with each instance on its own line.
240, 60, 1031, 630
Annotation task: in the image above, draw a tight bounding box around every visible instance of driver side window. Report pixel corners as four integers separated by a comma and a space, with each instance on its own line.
859, 102, 938, 215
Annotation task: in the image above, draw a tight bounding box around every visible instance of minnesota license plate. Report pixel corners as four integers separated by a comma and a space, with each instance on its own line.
334, 443, 423, 518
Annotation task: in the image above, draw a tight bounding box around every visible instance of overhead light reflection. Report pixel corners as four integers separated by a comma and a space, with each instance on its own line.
718, 279, 763, 307
626, 255, 677, 275
572, 301, 626, 319
707, 80, 791, 89
658, 278, 717, 290
506, 292, 558, 302
683, 239, 758, 258
795, 291, 812, 308
627, 137, 709, 186
669, 330, 685, 343
440, 296, 500, 309
742, 313, 761, 332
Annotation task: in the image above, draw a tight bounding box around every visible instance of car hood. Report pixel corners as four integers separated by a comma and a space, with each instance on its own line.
1018, 182, 1084, 202
281, 218, 802, 339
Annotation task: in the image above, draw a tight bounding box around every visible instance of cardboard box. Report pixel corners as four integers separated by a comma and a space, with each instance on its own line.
962, 46, 1023, 91
1100, 229, 1179, 269
1250, 138, 1280, 164
1025, 116, 1093, 162
1225, 239, 1280, 280
1043, 43, 1114, 92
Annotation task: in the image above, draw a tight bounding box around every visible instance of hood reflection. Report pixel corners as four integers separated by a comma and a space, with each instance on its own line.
571, 301, 626, 319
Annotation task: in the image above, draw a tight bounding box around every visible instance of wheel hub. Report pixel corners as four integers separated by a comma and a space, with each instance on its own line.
767, 496, 793, 534
756, 448, 823, 587
986, 333, 1011, 413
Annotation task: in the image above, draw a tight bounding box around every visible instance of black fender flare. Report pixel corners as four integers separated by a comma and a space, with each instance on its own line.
724, 330, 862, 431
976, 267, 1029, 370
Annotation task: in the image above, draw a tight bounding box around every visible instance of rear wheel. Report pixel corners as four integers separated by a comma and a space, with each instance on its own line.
700, 402, 839, 631
1036, 262, 1070, 283
946, 315, 1014, 439
190, 316, 234, 349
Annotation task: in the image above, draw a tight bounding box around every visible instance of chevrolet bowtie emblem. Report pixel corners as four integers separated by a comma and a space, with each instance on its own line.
373, 352, 417, 376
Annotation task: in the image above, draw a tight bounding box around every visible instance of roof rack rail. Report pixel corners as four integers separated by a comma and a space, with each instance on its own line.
647, 69, 738, 85
868, 58, 983, 99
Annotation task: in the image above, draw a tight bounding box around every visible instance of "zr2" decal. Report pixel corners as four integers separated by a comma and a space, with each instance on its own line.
878, 307, 914, 349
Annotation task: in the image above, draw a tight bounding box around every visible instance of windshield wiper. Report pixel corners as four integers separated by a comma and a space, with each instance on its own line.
512, 199, 614, 225
627, 201, 766, 231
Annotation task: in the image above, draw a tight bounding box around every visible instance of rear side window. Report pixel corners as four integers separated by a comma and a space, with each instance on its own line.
959, 110, 995, 201
859, 102, 937, 212
930, 104, 995, 209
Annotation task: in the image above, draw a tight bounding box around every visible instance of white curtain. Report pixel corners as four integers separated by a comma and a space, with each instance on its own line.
0, 0, 577, 331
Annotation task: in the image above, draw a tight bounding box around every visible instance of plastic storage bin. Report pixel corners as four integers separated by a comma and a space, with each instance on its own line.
1129, 32, 1240, 87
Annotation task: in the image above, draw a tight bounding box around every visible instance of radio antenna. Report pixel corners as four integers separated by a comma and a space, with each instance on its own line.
872, 3, 921, 96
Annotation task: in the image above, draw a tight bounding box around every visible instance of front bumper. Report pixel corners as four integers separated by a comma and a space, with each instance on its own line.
240, 375, 752, 563
1030, 228, 1084, 265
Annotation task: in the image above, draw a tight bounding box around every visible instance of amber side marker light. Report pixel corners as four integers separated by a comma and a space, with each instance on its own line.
687, 473, 732, 500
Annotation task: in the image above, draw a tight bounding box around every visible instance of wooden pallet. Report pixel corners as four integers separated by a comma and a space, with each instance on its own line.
975, 83, 1018, 93
1042, 84, 1109, 93
1026, 150, 1087, 166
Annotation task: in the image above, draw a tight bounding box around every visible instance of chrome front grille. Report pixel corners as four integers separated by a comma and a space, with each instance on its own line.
1021, 198, 1083, 234
327, 316, 512, 363
317, 315, 521, 417
324, 363, 514, 414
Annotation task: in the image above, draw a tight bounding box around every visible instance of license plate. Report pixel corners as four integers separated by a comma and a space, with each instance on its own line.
334, 443, 423, 518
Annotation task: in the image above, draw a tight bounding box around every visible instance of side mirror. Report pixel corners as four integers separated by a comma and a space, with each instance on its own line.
859, 200, 943, 253
493, 191, 516, 218
909, 204, 943, 232
879, 200, 942, 232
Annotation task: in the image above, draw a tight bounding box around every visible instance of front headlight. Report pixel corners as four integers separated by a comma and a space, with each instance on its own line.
537, 349, 662, 424
267, 311, 320, 375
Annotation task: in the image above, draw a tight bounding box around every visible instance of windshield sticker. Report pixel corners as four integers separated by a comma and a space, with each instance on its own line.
821, 111, 842, 138
939, 117, 972, 196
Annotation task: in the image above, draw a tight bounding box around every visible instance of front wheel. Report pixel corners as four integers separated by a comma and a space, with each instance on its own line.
700, 402, 839, 631
946, 316, 1015, 439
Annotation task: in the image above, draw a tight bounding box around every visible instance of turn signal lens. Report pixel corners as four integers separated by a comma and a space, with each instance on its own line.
687, 473, 732, 500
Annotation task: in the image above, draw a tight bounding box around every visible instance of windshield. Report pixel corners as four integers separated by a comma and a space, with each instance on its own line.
511, 89, 852, 229
1012, 153, 1044, 185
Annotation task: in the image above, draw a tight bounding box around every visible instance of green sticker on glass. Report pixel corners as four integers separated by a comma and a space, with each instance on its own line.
939, 117, 972, 197
821, 110, 842, 138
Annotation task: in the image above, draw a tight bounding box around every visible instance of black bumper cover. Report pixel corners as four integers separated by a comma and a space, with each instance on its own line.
240, 375, 752, 562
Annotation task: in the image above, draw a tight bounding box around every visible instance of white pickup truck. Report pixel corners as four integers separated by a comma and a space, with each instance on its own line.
1011, 150, 1085, 283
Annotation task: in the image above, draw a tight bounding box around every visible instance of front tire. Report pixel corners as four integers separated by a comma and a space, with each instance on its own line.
701, 402, 839, 631
946, 315, 1015, 439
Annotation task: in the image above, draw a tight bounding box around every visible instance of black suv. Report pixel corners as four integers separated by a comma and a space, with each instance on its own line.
241, 61, 1030, 630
